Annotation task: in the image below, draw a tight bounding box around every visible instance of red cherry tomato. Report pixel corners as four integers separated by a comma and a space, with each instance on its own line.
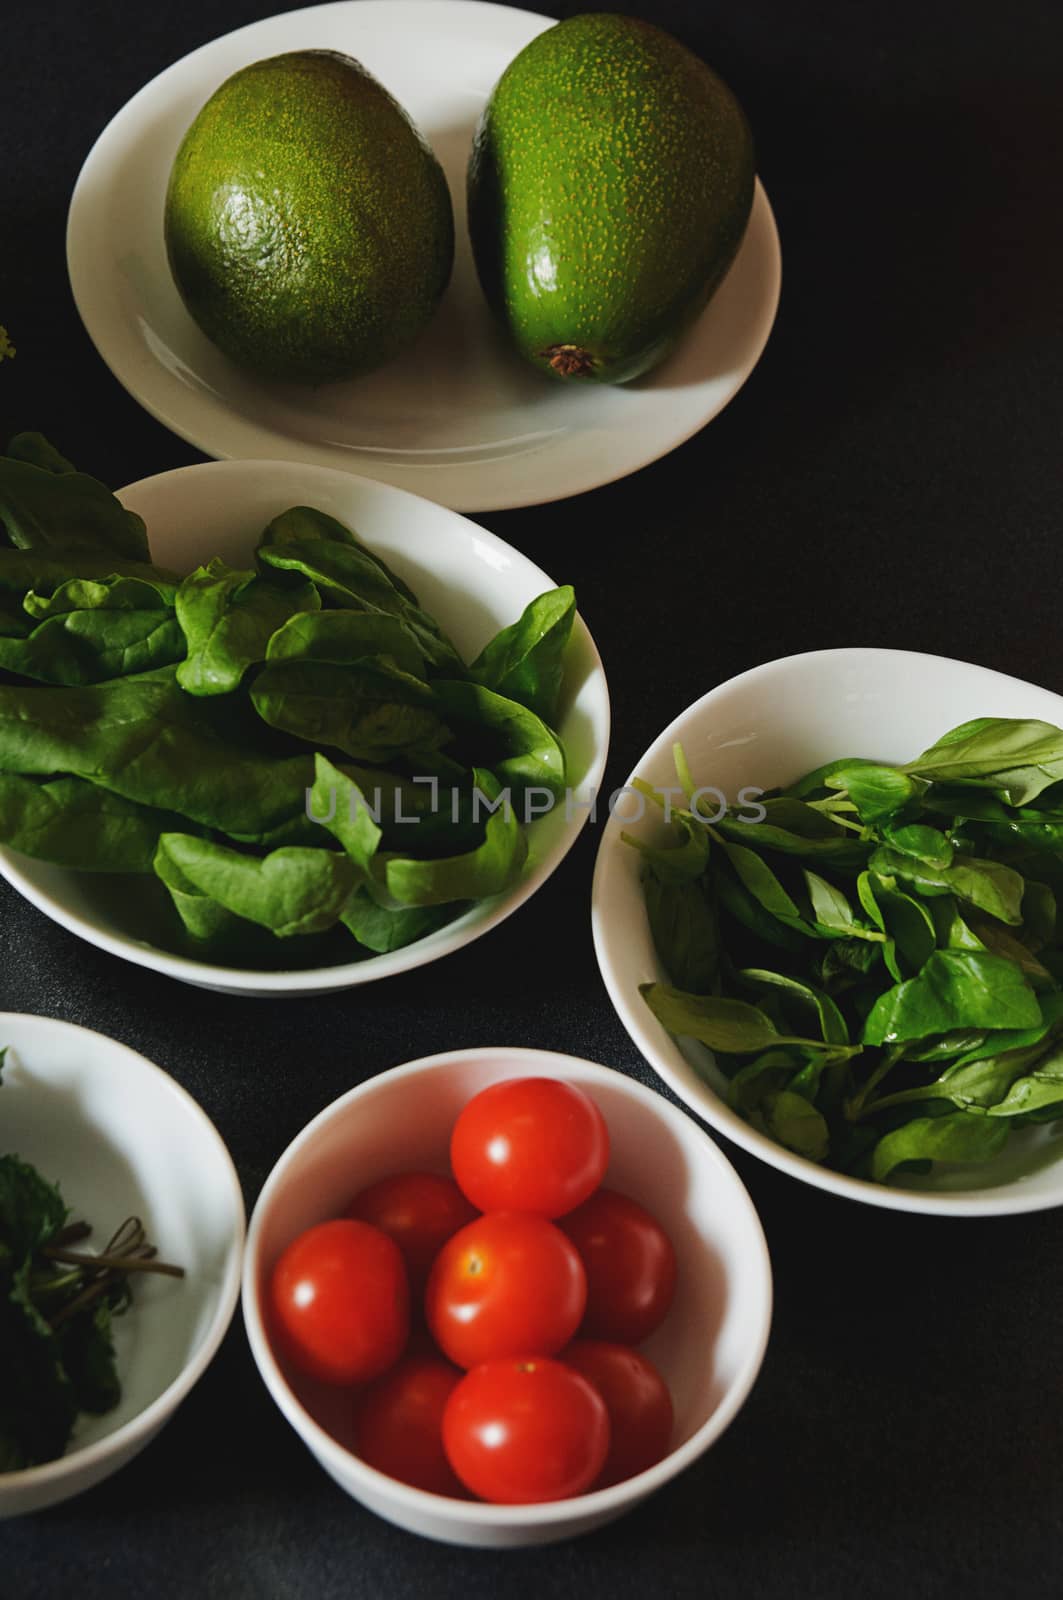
560, 1188, 677, 1344
347, 1172, 478, 1294
354, 1353, 467, 1497
450, 1076, 609, 1218
269, 1219, 409, 1385
443, 1357, 610, 1503
425, 1212, 586, 1369
561, 1340, 674, 1487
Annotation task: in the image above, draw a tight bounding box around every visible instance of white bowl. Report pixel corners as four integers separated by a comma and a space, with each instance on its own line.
0, 1013, 244, 1517
242, 1047, 772, 1548
593, 646, 1063, 1217
0, 459, 610, 996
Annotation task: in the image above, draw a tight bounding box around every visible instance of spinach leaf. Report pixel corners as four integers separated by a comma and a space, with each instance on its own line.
175, 559, 319, 695
0, 606, 184, 684
251, 658, 452, 765
257, 535, 464, 675
340, 889, 463, 954
468, 586, 575, 724
0, 667, 315, 834
0, 773, 198, 872
266, 608, 426, 679
307, 754, 382, 876
430, 679, 566, 800
261, 505, 421, 603
24, 573, 176, 618
5, 432, 77, 474
0, 452, 150, 562
0, 549, 179, 597
380, 769, 527, 907
154, 835, 357, 937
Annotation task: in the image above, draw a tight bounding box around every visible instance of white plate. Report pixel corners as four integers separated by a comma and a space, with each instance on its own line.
66, 0, 782, 512
0, 459, 610, 996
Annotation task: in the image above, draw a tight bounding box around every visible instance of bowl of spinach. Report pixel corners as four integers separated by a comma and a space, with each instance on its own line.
0, 440, 609, 994
0, 1012, 243, 1515
593, 647, 1063, 1214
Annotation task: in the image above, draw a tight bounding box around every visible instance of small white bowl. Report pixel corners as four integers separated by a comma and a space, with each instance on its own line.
0, 1013, 244, 1517
242, 1047, 772, 1548
593, 646, 1063, 1217
0, 459, 610, 997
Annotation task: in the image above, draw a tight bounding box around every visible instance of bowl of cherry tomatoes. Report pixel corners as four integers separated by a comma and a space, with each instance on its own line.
242, 1048, 772, 1547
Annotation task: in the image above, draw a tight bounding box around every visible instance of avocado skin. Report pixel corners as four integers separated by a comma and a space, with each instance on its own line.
165, 50, 454, 384
468, 14, 755, 384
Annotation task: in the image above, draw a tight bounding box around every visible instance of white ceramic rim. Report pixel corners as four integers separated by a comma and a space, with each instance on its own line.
64, 0, 782, 513
241, 1046, 773, 1528
0, 1012, 246, 1494
0, 461, 611, 993
592, 645, 1063, 1218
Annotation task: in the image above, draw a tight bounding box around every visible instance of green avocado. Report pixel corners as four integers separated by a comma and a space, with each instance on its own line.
467, 14, 755, 384
164, 50, 454, 384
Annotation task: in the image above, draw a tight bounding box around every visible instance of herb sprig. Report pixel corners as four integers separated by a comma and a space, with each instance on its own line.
1, 1053, 184, 1472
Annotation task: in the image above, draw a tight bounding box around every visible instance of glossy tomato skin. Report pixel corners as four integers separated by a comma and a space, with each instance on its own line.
269, 1218, 409, 1385
443, 1357, 610, 1504
425, 1211, 586, 1369
347, 1172, 478, 1295
354, 1353, 467, 1497
450, 1076, 609, 1218
561, 1340, 674, 1487
560, 1188, 677, 1344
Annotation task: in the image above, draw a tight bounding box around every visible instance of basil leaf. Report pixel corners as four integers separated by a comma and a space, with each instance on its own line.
862, 951, 1042, 1046
905, 718, 1063, 806
645, 872, 719, 993
871, 1113, 1010, 1183
639, 983, 853, 1055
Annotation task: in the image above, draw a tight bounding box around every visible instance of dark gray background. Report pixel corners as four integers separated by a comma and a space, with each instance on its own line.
3, 1, 1062, 1595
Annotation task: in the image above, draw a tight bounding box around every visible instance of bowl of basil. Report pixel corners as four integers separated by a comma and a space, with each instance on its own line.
0, 440, 609, 995
593, 647, 1063, 1214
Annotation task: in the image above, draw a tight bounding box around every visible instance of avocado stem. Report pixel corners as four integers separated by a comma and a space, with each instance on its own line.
541, 344, 596, 378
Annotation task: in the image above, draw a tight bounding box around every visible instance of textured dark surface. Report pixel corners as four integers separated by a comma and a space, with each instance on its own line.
3, 1, 1063, 1595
